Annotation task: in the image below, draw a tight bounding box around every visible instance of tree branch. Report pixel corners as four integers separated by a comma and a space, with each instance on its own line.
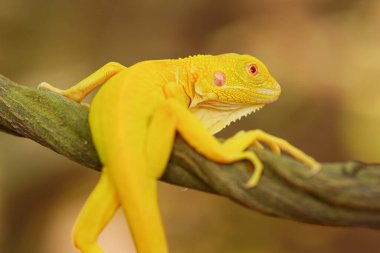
1, 75, 380, 229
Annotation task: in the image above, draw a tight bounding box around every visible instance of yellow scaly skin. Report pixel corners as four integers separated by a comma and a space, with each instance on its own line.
38, 53, 319, 253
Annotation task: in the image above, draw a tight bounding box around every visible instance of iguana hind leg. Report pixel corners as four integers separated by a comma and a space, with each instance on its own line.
105, 105, 178, 253
106, 159, 169, 253
38, 62, 126, 102
73, 167, 120, 253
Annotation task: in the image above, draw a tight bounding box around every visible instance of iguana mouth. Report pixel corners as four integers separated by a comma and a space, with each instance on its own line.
254, 83, 281, 103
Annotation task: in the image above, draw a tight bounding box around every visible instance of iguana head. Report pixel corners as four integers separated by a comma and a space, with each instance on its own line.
185, 53, 281, 134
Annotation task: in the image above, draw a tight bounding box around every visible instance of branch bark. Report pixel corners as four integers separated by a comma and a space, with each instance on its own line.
1, 75, 380, 229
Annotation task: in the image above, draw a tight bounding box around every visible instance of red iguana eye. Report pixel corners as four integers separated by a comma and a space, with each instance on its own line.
248, 64, 258, 76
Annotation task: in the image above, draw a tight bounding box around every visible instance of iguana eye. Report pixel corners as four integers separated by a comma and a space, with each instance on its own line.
213, 71, 225, 86
248, 64, 258, 76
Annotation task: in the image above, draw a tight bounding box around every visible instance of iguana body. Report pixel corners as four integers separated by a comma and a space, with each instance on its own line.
39, 54, 318, 253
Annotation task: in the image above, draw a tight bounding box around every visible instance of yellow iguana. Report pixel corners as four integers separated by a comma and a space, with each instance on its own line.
39, 53, 319, 253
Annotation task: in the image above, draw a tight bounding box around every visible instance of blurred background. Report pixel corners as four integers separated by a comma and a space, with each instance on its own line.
1, 0, 380, 252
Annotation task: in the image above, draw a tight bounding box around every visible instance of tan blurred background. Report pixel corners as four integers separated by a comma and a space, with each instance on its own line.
1, 0, 380, 252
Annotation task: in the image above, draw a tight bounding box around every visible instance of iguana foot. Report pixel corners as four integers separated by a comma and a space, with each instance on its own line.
38, 82, 90, 107
38, 81, 65, 94
224, 130, 320, 188
244, 130, 320, 187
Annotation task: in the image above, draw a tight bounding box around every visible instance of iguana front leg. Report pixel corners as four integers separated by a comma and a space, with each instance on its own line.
155, 98, 319, 188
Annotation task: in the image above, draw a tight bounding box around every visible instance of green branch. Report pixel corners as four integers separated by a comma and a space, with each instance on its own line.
1, 75, 380, 229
